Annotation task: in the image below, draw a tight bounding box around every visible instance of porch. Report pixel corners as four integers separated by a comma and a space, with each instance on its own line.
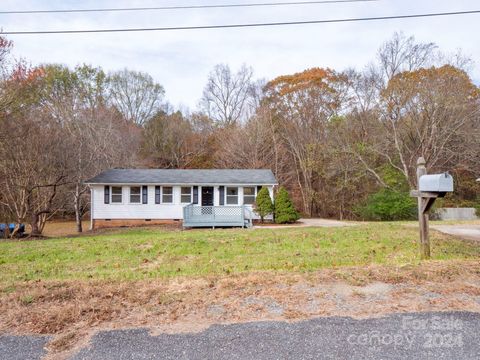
183, 204, 254, 229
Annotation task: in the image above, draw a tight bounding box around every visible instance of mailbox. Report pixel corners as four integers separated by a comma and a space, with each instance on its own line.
419, 173, 453, 193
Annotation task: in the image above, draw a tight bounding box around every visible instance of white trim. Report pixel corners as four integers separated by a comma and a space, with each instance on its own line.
90, 187, 94, 230
161, 186, 174, 204
242, 186, 257, 205
225, 186, 239, 205
129, 186, 142, 204
110, 186, 123, 204
180, 186, 193, 204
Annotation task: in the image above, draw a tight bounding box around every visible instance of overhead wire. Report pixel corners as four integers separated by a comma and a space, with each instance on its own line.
2, 9, 480, 35
0, 1, 379, 15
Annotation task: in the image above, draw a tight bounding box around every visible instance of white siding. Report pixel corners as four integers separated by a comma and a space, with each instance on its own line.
91, 184, 275, 220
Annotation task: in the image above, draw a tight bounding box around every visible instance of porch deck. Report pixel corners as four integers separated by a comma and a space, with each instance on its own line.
183, 204, 253, 229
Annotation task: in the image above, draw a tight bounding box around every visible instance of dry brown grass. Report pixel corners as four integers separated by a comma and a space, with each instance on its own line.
41, 220, 91, 238
1, 259, 479, 358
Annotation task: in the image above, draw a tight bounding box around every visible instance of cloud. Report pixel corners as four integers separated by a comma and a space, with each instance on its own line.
3, 0, 479, 108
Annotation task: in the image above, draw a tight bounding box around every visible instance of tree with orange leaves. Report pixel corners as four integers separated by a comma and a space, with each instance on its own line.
263, 68, 351, 216
378, 65, 480, 187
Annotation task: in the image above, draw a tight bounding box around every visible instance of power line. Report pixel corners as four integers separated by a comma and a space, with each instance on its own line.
2, 9, 480, 35
0, 1, 378, 15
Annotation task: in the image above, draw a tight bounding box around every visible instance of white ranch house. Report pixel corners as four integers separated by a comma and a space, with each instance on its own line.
85, 169, 277, 229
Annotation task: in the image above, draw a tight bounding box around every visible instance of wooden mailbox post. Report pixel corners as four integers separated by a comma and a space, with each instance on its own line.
410, 157, 454, 259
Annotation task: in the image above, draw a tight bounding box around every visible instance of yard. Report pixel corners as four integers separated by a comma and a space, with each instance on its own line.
1, 222, 479, 285
1, 222, 479, 358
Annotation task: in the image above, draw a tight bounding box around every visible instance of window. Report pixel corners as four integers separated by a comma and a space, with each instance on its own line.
111, 186, 122, 203
162, 186, 173, 203
129, 186, 141, 203
243, 187, 256, 205
226, 187, 238, 205
181, 187, 192, 203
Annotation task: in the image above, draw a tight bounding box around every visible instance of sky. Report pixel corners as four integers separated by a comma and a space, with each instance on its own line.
1, 0, 479, 109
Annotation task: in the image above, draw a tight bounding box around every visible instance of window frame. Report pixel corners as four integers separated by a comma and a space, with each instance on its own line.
226, 186, 239, 205
162, 186, 174, 204
243, 186, 256, 205
129, 186, 141, 204
180, 186, 193, 204
110, 186, 123, 204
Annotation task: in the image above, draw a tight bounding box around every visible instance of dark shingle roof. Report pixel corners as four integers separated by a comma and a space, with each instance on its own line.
85, 169, 277, 185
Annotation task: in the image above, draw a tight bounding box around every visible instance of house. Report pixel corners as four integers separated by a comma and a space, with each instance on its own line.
85, 169, 278, 229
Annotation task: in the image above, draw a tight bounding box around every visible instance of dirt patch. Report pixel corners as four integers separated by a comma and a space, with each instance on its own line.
1, 260, 479, 359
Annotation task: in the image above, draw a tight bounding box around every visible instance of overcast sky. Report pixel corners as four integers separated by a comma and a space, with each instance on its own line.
2, 0, 479, 109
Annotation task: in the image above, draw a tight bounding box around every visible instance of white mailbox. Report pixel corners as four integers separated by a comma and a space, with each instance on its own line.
419, 173, 453, 193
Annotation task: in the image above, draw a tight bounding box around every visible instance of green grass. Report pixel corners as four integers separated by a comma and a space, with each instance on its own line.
0, 223, 478, 285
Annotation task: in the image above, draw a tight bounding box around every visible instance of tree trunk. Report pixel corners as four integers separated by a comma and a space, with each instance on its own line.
30, 213, 41, 237
74, 184, 83, 233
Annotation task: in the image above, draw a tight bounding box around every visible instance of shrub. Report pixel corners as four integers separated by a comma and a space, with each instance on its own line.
274, 187, 300, 224
355, 189, 417, 221
475, 204, 480, 218
254, 187, 274, 223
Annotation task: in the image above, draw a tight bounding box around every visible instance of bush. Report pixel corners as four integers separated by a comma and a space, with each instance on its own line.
254, 187, 274, 223
475, 204, 480, 218
355, 189, 417, 221
274, 187, 300, 224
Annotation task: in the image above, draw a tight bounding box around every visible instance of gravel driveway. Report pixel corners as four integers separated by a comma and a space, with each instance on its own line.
431, 225, 480, 242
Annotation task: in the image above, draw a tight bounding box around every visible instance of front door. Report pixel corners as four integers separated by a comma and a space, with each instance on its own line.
201, 187, 214, 206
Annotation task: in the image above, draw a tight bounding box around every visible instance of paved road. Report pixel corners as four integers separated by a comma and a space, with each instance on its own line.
0, 335, 50, 360
431, 225, 480, 242
3, 312, 478, 360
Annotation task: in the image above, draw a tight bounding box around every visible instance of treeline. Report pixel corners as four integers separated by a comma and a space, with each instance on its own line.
1, 32, 479, 235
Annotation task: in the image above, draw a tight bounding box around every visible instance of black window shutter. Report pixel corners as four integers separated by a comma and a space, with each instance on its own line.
104, 186, 110, 204
142, 186, 148, 204
155, 186, 160, 204
193, 186, 198, 204
257, 186, 262, 193
219, 186, 224, 205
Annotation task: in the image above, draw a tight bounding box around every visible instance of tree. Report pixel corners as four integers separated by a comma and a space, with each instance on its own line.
254, 187, 274, 223
378, 65, 480, 187
0, 96, 70, 236
274, 187, 300, 224
200, 64, 255, 126
107, 69, 165, 126
40, 64, 140, 233
377, 32, 437, 82
354, 189, 416, 221
141, 110, 214, 169
264, 68, 351, 216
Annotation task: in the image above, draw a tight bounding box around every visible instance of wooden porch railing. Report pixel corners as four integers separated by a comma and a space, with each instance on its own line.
183, 204, 253, 229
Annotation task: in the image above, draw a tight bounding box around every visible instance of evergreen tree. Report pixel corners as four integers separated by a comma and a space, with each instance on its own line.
254, 187, 274, 223
274, 187, 300, 224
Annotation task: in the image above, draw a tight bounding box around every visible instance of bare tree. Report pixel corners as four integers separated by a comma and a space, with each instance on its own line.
200, 64, 254, 126
107, 69, 165, 126
377, 32, 437, 81
38, 64, 140, 232
0, 107, 70, 236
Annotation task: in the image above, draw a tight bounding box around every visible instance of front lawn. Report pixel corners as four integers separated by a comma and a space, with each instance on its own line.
0, 222, 478, 286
